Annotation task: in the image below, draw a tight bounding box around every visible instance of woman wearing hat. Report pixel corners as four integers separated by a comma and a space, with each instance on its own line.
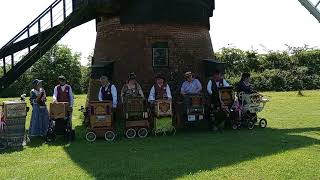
120, 72, 144, 102
29, 79, 49, 137
148, 73, 172, 103
236, 72, 256, 94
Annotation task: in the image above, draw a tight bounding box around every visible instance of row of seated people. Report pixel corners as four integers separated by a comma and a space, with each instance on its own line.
98, 70, 255, 116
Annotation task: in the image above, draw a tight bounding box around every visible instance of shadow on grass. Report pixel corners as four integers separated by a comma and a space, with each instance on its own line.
63, 126, 320, 179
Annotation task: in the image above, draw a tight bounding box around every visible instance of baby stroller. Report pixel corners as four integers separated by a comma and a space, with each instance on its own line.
46, 102, 75, 142
210, 87, 241, 131
238, 92, 269, 129
85, 101, 116, 142
123, 97, 151, 139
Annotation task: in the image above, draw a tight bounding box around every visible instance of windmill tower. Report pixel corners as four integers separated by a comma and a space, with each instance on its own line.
88, 0, 216, 100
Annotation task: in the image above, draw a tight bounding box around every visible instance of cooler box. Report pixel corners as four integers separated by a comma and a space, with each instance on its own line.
88, 101, 113, 128
50, 102, 70, 119
0, 101, 27, 148
123, 97, 146, 118
155, 100, 172, 117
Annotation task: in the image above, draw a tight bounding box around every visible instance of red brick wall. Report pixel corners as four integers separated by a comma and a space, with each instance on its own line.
88, 16, 214, 101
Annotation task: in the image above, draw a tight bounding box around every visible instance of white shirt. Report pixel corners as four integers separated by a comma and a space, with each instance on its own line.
98, 84, 118, 108
148, 84, 172, 102
207, 79, 230, 95
53, 84, 74, 107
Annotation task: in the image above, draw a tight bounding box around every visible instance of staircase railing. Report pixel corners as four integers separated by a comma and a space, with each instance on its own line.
0, 0, 73, 75
298, 0, 320, 22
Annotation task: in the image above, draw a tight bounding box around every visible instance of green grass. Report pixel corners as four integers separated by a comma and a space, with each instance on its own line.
0, 91, 319, 180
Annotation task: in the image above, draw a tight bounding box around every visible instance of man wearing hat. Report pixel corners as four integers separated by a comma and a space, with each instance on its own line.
98, 75, 118, 108
207, 70, 230, 96
207, 70, 231, 131
120, 72, 144, 102
180, 71, 202, 95
53, 75, 74, 108
148, 73, 172, 103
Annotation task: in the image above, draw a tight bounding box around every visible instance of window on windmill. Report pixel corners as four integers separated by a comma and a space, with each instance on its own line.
152, 42, 169, 68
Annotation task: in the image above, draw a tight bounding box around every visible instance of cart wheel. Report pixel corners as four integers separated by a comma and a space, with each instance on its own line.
46, 133, 56, 142
232, 124, 238, 130
169, 126, 176, 136
154, 129, 160, 136
137, 128, 148, 138
105, 131, 116, 142
259, 118, 267, 128
125, 128, 136, 139
162, 129, 167, 136
248, 121, 255, 130
85, 132, 96, 142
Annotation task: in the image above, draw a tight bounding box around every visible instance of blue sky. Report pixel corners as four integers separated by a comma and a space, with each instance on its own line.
0, 0, 319, 65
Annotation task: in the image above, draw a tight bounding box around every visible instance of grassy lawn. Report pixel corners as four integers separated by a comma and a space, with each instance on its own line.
0, 91, 319, 179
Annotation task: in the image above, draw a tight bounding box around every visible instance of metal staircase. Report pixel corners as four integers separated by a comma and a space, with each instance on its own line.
298, 0, 320, 22
0, 0, 99, 94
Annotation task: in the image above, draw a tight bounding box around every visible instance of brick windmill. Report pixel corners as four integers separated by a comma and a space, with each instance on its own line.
88, 0, 216, 100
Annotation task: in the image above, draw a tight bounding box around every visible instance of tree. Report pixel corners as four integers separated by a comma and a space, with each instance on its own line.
80, 52, 93, 93
30, 44, 83, 95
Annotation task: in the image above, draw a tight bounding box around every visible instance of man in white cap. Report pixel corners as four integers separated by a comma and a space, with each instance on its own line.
180, 71, 202, 95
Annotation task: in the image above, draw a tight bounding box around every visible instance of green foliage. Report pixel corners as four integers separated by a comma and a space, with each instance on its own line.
31, 44, 83, 95
0, 44, 86, 98
80, 54, 92, 94
216, 47, 320, 91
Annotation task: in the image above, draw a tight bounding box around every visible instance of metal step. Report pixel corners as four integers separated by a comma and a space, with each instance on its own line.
298, 0, 320, 22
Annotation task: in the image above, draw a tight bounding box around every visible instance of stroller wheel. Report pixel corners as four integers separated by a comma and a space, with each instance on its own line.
125, 128, 136, 139
248, 121, 255, 130
105, 131, 116, 142
86, 132, 96, 142
259, 119, 267, 128
46, 133, 56, 142
137, 128, 148, 138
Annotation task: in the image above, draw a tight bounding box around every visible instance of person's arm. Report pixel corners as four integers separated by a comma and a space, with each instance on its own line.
43, 89, 47, 102
52, 86, 58, 102
166, 84, 172, 99
223, 79, 230, 87
196, 79, 202, 93
30, 90, 35, 105
98, 87, 103, 101
137, 84, 144, 98
207, 80, 213, 95
148, 86, 155, 102
68, 85, 74, 107
111, 85, 118, 108
120, 85, 126, 103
